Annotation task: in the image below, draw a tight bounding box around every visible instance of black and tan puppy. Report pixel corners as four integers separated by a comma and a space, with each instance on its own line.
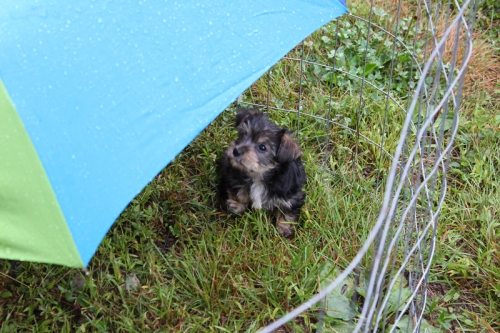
219, 107, 306, 237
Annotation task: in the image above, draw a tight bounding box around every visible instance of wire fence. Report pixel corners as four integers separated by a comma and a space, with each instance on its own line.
237, 0, 479, 331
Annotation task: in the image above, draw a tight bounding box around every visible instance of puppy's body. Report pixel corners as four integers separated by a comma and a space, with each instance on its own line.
219, 108, 306, 237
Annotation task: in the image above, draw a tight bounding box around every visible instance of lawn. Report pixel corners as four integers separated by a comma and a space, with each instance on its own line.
1, 1, 499, 332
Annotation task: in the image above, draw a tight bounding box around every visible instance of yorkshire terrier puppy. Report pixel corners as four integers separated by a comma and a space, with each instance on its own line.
219, 107, 307, 237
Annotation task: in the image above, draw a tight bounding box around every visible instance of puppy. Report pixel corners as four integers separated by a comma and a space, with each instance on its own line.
219, 107, 306, 237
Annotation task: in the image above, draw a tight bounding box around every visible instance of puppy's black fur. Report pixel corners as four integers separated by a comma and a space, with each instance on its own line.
219, 107, 306, 237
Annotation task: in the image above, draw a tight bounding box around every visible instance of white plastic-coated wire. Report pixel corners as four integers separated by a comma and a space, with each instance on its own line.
255, 0, 477, 331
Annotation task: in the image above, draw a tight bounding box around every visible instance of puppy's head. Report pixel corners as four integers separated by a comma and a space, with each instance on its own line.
226, 108, 302, 175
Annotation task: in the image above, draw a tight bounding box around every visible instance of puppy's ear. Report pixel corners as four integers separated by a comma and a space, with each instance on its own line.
235, 107, 260, 127
277, 131, 303, 163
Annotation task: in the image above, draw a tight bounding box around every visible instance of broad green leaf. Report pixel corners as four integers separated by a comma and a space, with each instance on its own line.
319, 263, 356, 321
387, 275, 412, 314
373, 7, 388, 17
434, 114, 455, 131
420, 318, 444, 333
364, 63, 378, 76
393, 316, 443, 333
325, 292, 354, 321
329, 321, 356, 332
1, 291, 12, 298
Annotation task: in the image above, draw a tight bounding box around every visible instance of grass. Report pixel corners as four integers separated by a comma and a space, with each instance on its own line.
1, 1, 499, 332
0, 114, 382, 332
429, 93, 500, 332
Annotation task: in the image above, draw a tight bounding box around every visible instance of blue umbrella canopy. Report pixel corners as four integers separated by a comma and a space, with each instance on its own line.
0, 0, 347, 267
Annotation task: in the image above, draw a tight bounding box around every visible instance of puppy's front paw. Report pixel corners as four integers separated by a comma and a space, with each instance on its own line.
277, 221, 295, 239
227, 198, 247, 215
276, 211, 297, 238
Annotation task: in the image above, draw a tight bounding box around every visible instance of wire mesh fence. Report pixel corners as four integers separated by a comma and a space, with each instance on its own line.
235, 0, 480, 331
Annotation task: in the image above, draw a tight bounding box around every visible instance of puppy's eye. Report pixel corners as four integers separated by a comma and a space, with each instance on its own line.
258, 144, 266, 152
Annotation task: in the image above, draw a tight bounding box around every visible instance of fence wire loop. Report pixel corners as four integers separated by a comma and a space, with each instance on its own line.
248, 0, 479, 331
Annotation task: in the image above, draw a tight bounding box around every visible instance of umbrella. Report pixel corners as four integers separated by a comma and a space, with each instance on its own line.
0, 0, 347, 268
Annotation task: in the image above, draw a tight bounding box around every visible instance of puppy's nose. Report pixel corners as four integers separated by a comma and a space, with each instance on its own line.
233, 147, 242, 157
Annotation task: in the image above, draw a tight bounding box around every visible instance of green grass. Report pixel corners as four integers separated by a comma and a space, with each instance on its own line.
1, 2, 499, 332
428, 92, 500, 332
0, 111, 382, 332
